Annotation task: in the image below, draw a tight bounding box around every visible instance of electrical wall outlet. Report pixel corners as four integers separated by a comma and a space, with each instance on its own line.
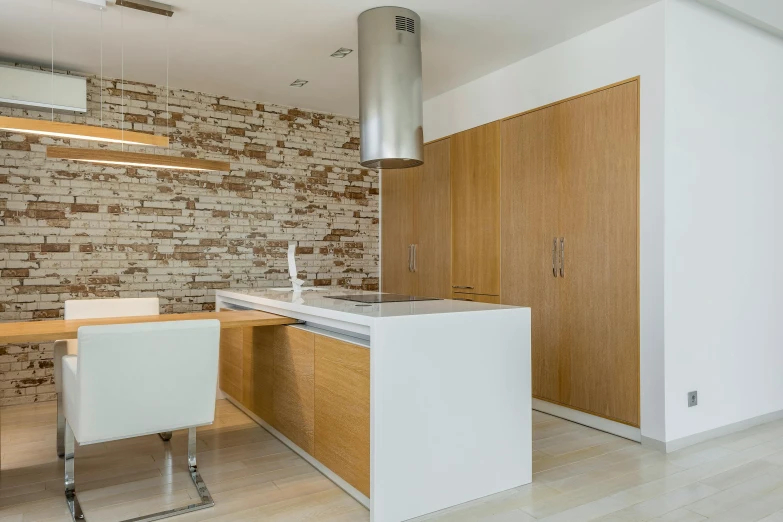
688, 391, 698, 407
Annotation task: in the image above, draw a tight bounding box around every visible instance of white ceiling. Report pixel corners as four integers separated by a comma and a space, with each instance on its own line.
0, 0, 657, 117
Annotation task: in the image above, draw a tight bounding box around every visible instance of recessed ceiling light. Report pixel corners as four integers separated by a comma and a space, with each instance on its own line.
330, 48, 354, 58
290, 79, 309, 87
74, 0, 107, 9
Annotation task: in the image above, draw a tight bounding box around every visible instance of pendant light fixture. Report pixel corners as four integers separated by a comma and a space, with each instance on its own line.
0, 116, 168, 146
0, 1, 168, 148
46, 0, 231, 172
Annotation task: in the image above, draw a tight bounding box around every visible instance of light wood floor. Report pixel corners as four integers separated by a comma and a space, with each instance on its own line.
3, 402, 783, 521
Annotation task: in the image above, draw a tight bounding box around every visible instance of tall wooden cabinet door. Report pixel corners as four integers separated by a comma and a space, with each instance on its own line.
558, 81, 640, 426
501, 108, 566, 404
451, 122, 501, 295
381, 167, 418, 295
416, 138, 451, 298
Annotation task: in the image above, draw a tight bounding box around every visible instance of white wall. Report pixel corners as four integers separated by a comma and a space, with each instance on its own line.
696, 0, 783, 38
423, 3, 667, 441
664, 0, 783, 442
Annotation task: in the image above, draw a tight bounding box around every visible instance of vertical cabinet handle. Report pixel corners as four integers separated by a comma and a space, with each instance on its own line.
408, 245, 413, 272
559, 237, 565, 278
412, 244, 417, 272
552, 237, 558, 277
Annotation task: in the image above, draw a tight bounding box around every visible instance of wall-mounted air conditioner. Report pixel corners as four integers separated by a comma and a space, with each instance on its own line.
0, 65, 87, 113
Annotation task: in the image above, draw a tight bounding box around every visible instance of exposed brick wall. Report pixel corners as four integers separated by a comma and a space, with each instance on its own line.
0, 66, 379, 405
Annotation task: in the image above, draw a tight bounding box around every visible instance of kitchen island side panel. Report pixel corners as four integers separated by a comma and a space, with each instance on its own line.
369, 308, 531, 522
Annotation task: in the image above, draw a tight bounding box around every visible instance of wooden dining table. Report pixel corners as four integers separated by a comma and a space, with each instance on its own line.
0, 310, 297, 465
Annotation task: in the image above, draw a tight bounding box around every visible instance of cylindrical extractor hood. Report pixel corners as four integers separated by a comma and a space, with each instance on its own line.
358, 6, 423, 169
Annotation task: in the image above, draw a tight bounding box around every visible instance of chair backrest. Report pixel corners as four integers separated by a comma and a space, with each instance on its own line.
65, 297, 160, 320
73, 320, 220, 444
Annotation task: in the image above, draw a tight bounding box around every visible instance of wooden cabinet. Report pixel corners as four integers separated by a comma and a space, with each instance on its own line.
219, 325, 245, 402
381, 138, 451, 299
273, 326, 315, 454
381, 167, 417, 297
246, 326, 275, 424
501, 80, 640, 427
218, 321, 278, 426
450, 122, 501, 297
452, 292, 500, 304
219, 324, 370, 497
314, 335, 371, 497
558, 82, 639, 426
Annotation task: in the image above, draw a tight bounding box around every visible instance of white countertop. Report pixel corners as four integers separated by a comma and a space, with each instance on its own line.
216, 287, 518, 327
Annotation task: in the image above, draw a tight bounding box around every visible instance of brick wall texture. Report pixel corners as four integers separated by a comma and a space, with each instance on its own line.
0, 67, 379, 406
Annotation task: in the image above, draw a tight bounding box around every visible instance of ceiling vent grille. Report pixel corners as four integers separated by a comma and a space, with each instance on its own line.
395, 15, 415, 33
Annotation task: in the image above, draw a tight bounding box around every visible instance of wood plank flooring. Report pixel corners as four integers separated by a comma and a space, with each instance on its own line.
3, 402, 783, 521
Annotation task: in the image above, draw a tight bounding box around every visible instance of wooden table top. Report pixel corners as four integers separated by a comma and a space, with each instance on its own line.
0, 310, 297, 344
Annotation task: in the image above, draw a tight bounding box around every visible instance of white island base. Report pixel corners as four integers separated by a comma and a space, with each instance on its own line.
215, 289, 532, 522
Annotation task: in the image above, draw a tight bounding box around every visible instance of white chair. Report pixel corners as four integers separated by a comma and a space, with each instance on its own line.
54, 298, 160, 457
62, 319, 220, 522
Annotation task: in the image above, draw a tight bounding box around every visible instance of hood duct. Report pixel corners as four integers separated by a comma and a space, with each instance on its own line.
358, 7, 423, 169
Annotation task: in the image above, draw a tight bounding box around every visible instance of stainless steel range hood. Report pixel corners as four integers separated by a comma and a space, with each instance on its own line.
357, 7, 423, 169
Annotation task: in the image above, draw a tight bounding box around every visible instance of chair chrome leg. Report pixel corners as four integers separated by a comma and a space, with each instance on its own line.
64, 423, 85, 521
158, 432, 172, 442
187, 427, 213, 506
119, 427, 214, 522
57, 393, 65, 458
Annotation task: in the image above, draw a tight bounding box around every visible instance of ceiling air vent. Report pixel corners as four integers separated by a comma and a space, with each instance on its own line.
395, 15, 415, 33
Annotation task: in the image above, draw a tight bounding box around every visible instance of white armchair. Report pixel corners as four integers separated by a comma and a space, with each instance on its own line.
54, 297, 160, 457
61, 319, 220, 522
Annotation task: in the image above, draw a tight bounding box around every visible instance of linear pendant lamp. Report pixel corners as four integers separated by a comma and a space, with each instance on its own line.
42, 0, 230, 172
47, 146, 230, 171
0, 116, 169, 147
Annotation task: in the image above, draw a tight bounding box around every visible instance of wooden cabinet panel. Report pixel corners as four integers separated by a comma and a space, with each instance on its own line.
452, 292, 500, 304
381, 167, 418, 296
416, 138, 452, 299
382, 138, 452, 298
451, 122, 501, 296
273, 326, 315, 453
218, 323, 244, 402
314, 335, 370, 497
499, 80, 639, 427
558, 81, 640, 426
501, 107, 566, 404
246, 326, 275, 425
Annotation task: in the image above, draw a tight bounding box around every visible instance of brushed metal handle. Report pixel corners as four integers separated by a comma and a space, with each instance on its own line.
452, 285, 474, 290
559, 237, 565, 278
412, 244, 417, 272
408, 245, 413, 272
552, 237, 557, 277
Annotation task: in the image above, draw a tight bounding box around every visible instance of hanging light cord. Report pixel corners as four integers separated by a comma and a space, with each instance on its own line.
166, 15, 170, 154
121, 4, 125, 150
100, 8, 103, 128
50, 0, 54, 122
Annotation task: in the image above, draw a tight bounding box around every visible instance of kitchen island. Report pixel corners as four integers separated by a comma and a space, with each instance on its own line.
215, 288, 531, 522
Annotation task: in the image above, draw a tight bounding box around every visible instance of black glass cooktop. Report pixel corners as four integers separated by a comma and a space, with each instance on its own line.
326, 294, 442, 304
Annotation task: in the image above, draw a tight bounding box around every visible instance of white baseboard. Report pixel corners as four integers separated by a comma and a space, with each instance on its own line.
532, 398, 642, 442
222, 395, 370, 509
640, 435, 667, 452
662, 408, 783, 453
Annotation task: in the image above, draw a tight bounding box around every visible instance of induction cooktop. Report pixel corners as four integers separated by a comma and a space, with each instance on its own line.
326, 294, 442, 304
